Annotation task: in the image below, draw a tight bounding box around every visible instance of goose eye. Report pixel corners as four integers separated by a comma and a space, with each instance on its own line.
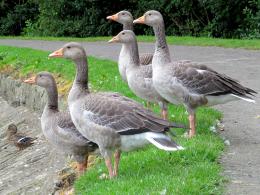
122, 32, 125, 35
122, 13, 125, 15
148, 13, 152, 16
67, 46, 71, 49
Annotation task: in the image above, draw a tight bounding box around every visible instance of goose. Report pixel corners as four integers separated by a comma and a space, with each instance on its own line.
24, 72, 99, 173
7, 124, 37, 151
108, 30, 169, 120
134, 10, 257, 138
49, 42, 185, 178
107, 10, 153, 82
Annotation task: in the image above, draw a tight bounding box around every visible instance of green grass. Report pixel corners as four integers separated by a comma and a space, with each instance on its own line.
0, 45, 225, 195
1, 35, 260, 50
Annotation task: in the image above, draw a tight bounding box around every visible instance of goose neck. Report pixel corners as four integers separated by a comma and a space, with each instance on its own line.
123, 22, 133, 31
68, 57, 89, 104
74, 58, 89, 90
153, 22, 171, 64
124, 40, 140, 68
45, 83, 58, 111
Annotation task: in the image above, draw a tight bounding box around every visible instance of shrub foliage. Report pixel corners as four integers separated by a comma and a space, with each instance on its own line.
0, 0, 259, 38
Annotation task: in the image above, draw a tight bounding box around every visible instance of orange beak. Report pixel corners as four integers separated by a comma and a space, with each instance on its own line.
23, 76, 36, 84
108, 36, 119, 43
48, 48, 64, 58
133, 15, 145, 24
106, 13, 119, 21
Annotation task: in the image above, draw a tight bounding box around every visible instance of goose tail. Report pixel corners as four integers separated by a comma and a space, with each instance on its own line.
231, 94, 256, 104
145, 132, 184, 151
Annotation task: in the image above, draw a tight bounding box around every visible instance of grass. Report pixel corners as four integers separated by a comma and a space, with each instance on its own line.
0, 45, 225, 194
1, 35, 260, 50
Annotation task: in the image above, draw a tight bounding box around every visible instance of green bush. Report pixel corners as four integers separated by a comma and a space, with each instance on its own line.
0, 0, 39, 36
237, 0, 260, 39
26, 0, 136, 37
0, 0, 260, 38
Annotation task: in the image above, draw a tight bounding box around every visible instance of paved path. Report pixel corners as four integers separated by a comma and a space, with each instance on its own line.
0, 39, 260, 194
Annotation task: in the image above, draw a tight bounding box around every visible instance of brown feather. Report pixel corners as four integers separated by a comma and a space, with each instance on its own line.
140, 53, 153, 65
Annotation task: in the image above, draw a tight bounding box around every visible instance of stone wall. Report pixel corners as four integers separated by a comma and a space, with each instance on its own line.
0, 74, 47, 111
0, 74, 65, 195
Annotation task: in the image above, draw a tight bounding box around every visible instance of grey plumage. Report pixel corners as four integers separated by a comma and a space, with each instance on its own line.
134, 10, 257, 137
177, 62, 256, 98
107, 10, 153, 82
24, 72, 98, 169
56, 112, 98, 152
110, 30, 169, 119
80, 92, 183, 133
155, 61, 257, 109
49, 42, 185, 178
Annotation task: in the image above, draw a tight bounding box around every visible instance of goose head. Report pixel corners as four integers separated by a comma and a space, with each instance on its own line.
108, 30, 136, 44
49, 42, 86, 61
133, 10, 163, 27
107, 11, 133, 24
7, 124, 18, 135
24, 72, 56, 89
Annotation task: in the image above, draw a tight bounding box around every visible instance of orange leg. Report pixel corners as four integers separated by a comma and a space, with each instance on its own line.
113, 150, 121, 177
188, 113, 196, 138
77, 156, 88, 174
105, 157, 114, 179
161, 109, 168, 120
160, 102, 168, 120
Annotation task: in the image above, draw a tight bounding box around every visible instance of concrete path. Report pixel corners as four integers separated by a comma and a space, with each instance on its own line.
0, 39, 260, 194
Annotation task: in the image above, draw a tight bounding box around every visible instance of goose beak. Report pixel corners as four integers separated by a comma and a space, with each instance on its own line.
49, 48, 64, 58
108, 36, 119, 43
24, 76, 36, 84
133, 15, 145, 24
106, 13, 118, 21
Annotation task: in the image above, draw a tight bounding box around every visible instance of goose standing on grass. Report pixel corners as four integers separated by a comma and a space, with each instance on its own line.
49, 42, 185, 178
108, 30, 169, 120
106, 10, 153, 83
24, 72, 99, 173
134, 10, 257, 138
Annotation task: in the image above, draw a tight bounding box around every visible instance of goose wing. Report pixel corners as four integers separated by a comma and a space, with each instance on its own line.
173, 62, 256, 97
57, 112, 97, 147
82, 92, 184, 135
140, 53, 153, 65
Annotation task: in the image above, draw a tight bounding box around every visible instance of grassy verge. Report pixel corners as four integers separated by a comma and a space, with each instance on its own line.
0, 45, 225, 194
1, 35, 260, 50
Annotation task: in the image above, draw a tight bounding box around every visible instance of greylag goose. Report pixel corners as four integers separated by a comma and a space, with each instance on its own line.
107, 10, 153, 82
49, 42, 185, 178
108, 30, 169, 119
24, 72, 99, 173
7, 124, 36, 151
134, 10, 257, 138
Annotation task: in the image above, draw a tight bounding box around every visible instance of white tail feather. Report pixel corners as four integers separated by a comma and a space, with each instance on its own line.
145, 133, 184, 151
231, 94, 256, 103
